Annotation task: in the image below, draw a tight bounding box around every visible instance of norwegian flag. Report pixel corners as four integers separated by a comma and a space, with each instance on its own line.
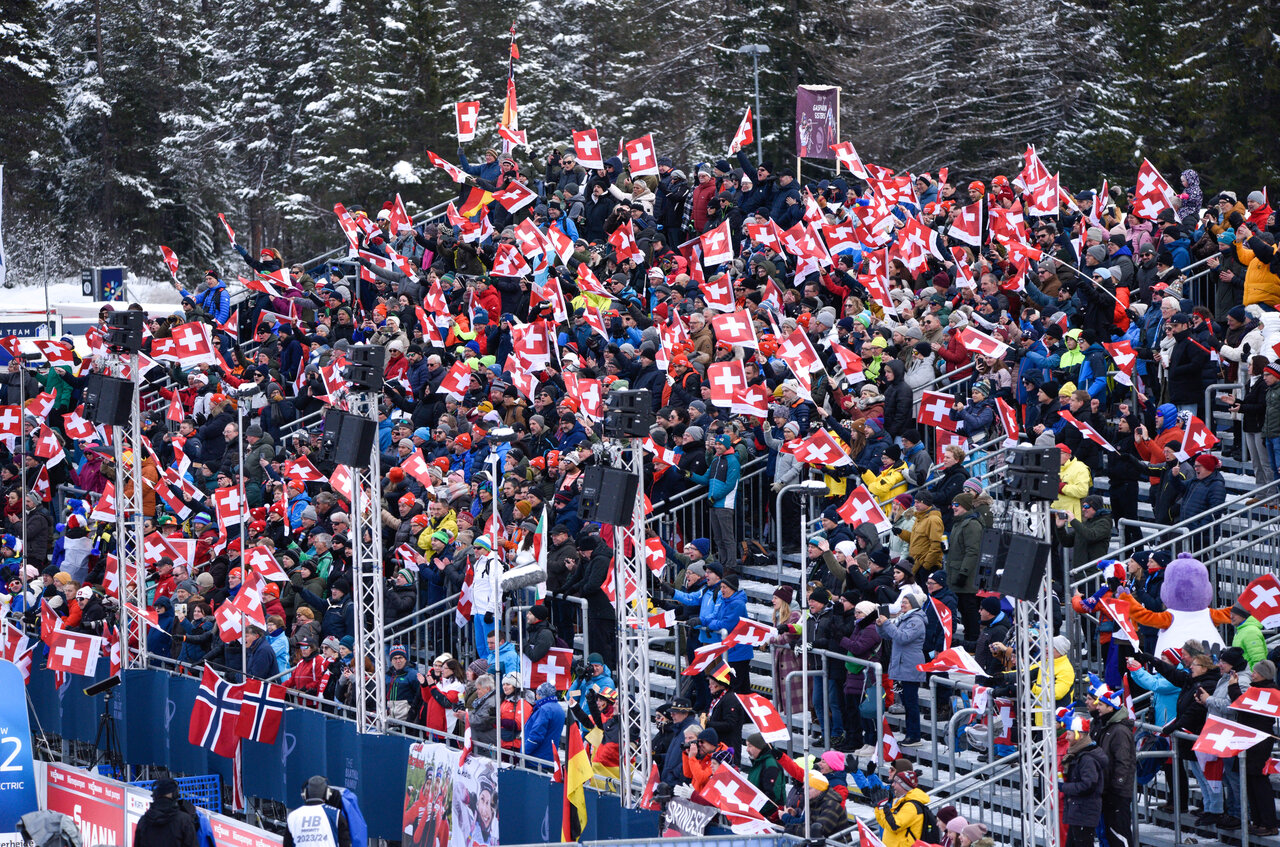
492, 243, 532, 278
608, 219, 645, 264
528, 646, 574, 691
244, 545, 288, 582
738, 693, 790, 745
455, 101, 480, 140
700, 270, 735, 312
706, 361, 748, 408
957, 326, 1011, 359
881, 717, 900, 764
160, 245, 180, 279
700, 220, 734, 265
683, 641, 732, 676
643, 535, 667, 574
1238, 574, 1280, 628
917, 390, 959, 431
948, 200, 983, 246
745, 219, 783, 251
994, 396, 1020, 444
1132, 158, 1178, 221
727, 106, 753, 155
190, 666, 244, 758
1194, 715, 1271, 758
572, 128, 604, 168
837, 485, 891, 532
1058, 410, 1116, 453
1176, 415, 1219, 461
930, 597, 954, 650
725, 619, 775, 650
47, 629, 103, 676
493, 180, 538, 214
624, 134, 659, 176
711, 310, 757, 349
787, 428, 852, 467
1103, 340, 1138, 386
830, 141, 869, 179
237, 678, 287, 744
917, 646, 987, 675
426, 150, 468, 183
701, 762, 771, 822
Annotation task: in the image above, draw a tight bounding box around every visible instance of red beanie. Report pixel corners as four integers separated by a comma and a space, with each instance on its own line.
1195, 454, 1220, 473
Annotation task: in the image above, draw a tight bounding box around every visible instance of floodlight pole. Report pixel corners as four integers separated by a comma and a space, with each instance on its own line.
739, 44, 770, 162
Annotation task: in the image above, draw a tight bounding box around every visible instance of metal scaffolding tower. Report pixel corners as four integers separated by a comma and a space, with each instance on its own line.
608, 438, 652, 807
346, 389, 387, 733
1011, 500, 1059, 846
105, 352, 148, 670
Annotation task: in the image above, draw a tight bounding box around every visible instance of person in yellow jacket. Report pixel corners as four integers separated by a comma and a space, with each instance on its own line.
900, 492, 945, 573
874, 766, 933, 847
861, 445, 910, 505
1234, 224, 1280, 307
1052, 443, 1092, 520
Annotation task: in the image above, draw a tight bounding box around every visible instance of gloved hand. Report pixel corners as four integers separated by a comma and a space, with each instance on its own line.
48, 596, 63, 610
484, 612, 495, 624
770, 482, 783, 493
672, 784, 694, 799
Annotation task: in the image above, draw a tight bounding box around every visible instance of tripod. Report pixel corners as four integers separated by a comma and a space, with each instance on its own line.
91, 690, 124, 779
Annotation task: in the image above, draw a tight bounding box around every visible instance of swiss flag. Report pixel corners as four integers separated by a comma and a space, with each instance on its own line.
930, 597, 954, 650
830, 141, 869, 179
1176, 415, 1219, 461
26, 392, 55, 421
700, 762, 770, 821
1103, 340, 1138, 386
643, 536, 667, 574
528, 646, 574, 691
859, 820, 887, 847
700, 271, 735, 312
836, 485, 891, 532
711, 310, 757, 349
642, 436, 679, 467
851, 197, 895, 245
777, 327, 822, 376
821, 220, 859, 255
513, 218, 545, 258
957, 326, 1011, 359
989, 203, 1028, 245
32, 465, 51, 503
455, 101, 480, 141
571, 128, 604, 168
244, 545, 288, 582
947, 200, 983, 246
917, 646, 987, 675
399, 450, 437, 488
283, 456, 326, 484
738, 693, 790, 745
917, 390, 958, 431
785, 429, 851, 467
66, 406, 97, 440
212, 486, 246, 528
436, 360, 473, 399
1194, 715, 1271, 758
492, 181, 538, 214
607, 219, 645, 264
492, 243, 532, 277
881, 717, 900, 764
1026, 172, 1060, 217
90, 483, 118, 522
47, 629, 103, 676
646, 609, 676, 630
33, 340, 75, 368
575, 264, 612, 298
160, 245, 180, 279
700, 221, 734, 265
706, 361, 748, 408
497, 124, 527, 147
951, 247, 977, 289
624, 134, 659, 177
425, 150, 467, 183
544, 223, 575, 264
142, 531, 182, 567
170, 321, 217, 366
1232, 686, 1280, 720
34, 424, 65, 466
830, 341, 865, 382
1059, 410, 1117, 452
727, 106, 753, 155
1132, 158, 1178, 221
1238, 574, 1280, 628
780, 222, 824, 260
994, 396, 1020, 443
683, 641, 732, 676
745, 219, 783, 251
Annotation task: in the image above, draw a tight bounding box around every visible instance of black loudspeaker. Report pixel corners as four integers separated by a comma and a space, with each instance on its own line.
1006, 445, 1060, 501
347, 345, 386, 391
104, 310, 145, 353
603, 389, 655, 438
996, 533, 1052, 601
83, 372, 134, 426
578, 466, 640, 525
319, 409, 344, 463
333, 412, 377, 469
977, 527, 1010, 590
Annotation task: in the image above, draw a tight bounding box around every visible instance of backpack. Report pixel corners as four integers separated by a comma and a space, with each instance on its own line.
907, 799, 943, 844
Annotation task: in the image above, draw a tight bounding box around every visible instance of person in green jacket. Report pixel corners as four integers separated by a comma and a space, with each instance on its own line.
1230, 604, 1268, 667
743, 733, 787, 816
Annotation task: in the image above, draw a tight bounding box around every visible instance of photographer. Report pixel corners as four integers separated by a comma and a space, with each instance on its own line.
566, 652, 614, 730
680, 727, 733, 792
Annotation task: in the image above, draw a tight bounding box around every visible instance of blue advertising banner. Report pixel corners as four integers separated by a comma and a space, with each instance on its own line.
58, 662, 109, 744
240, 733, 286, 803
121, 670, 169, 767
281, 706, 327, 797
166, 672, 210, 776
358, 733, 412, 841
0, 660, 39, 833
25, 652, 61, 738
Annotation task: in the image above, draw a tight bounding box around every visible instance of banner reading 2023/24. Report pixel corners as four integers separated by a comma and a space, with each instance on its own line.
402, 743, 498, 847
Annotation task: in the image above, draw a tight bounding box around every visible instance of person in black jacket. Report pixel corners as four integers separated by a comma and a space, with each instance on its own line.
522, 605, 556, 663
133, 778, 198, 847
1125, 550, 1170, 653
1167, 313, 1211, 417
1230, 659, 1279, 836
922, 571, 960, 659
562, 534, 616, 669
1060, 718, 1109, 847
1231, 355, 1274, 486
704, 664, 748, 757
1089, 686, 1136, 847
807, 586, 851, 744
881, 360, 913, 438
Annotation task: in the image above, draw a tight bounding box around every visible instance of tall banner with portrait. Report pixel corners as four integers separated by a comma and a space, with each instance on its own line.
403, 743, 499, 847
795, 86, 840, 160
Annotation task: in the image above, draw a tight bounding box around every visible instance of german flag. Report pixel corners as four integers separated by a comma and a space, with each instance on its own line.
459, 187, 492, 218
562, 722, 591, 841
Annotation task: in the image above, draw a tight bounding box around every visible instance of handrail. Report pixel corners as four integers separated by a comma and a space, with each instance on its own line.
649, 455, 769, 518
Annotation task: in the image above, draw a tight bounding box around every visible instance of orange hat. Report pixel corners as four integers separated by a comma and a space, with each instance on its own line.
796, 313, 812, 329
211, 393, 228, 406
530, 456, 546, 471
431, 456, 451, 474
411, 514, 431, 527
387, 467, 405, 483
262, 583, 280, 600
546, 450, 560, 470
453, 433, 472, 449
992, 175, 1009, 188
374, 303, 388, 319
968, 180, 985, 193
399, 492, 416, 508
248, 520, 267, 535
229, 567, 243, 581
560, 396, 579, 413
671, 354, 690, 369
758, 336, 779, 358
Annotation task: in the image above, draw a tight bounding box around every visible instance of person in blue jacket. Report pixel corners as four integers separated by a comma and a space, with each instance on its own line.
948, 381, 996, 477
178, 270, 232, 327
1076, 330, 1112, 403
566, 654, 615, 730
700, 573, 752, 692
689, 435, 740, 570
522, 682, 566, 769
457, 147, 501, 183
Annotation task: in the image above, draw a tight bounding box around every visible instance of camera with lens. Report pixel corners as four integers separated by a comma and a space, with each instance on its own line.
571, 658, 589, 680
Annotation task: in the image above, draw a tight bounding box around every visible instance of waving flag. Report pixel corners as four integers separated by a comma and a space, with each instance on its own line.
190, 666, 244, 758
1238, 574, 1280, 628
836, 485, 891, 531
237, 678, 287, 744
727, 107, 753, 155
1194, 715, 1271, 758
738, 693, 790, 745
917, 646, 987, 675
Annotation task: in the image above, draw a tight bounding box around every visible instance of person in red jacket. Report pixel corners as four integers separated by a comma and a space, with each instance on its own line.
417, 654, 465, 738
286, 637, 326, 695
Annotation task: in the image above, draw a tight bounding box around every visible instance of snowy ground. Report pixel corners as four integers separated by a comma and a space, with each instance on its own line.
4, 276, 183, 313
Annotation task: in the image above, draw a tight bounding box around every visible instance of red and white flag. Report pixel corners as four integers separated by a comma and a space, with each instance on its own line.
724, 618, 775, 649
1095, 595, 1140, 645
745, 219, 783, 251
683, 642, 732, 676
46, 629, 103, 676
1194, 715, 1271, 758
283, 456, 326, 484
947, 200, 983, 246
859, 820, 887, 847
1176, 415, 1219, 461
528, 647, 574, 691
492, 181, 538, 214
778, 327, 823, 376
160, 245, 180, 280
63, 405, 95, 441
727, 107, 753, 155
496, 124, 526, 147
881, 717, 900, 764
646, 609, 676, 630
994, 396, 1020, 444
426, 150, 468, 183
455, 101, 480, 141
1239, 574, 1280, 628
1103, 340, 1138, 386
212, 485, 247, 528
957, 326, 1011, 359
830, 141, 868, 179
706, 361, 748, 408
572, 128, 604, 168
34, 424, 65, 466
492, 243, 532, 277
169, 321, 218, 366
244, 545, 288, 582
1059, 410, 1116, 453
190, 666, 244, 758
90, 483, 118, 522
700, 220, 734, 265
830, 341, 865, 382
917, 646, 987, 675
625, 134, 659, 176
436, 360, 473, 399
701, 762, 770, 821
700, 270, 735, 312
217, 213, 237, 246
1232, 686, 1280, 720
1132, 158, 1178, 221
786, 429, 851, 467
607, 219, 645, 265
738, 693, 790, 745
142, 531, 182, 567
930, 597, 954, 650
643, 536, 667, 574
237, 678, 287, 744
917, 390, 958, 431
836, 485, 891, 532
711, 310, 757, 349
25, 392, 55, 421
